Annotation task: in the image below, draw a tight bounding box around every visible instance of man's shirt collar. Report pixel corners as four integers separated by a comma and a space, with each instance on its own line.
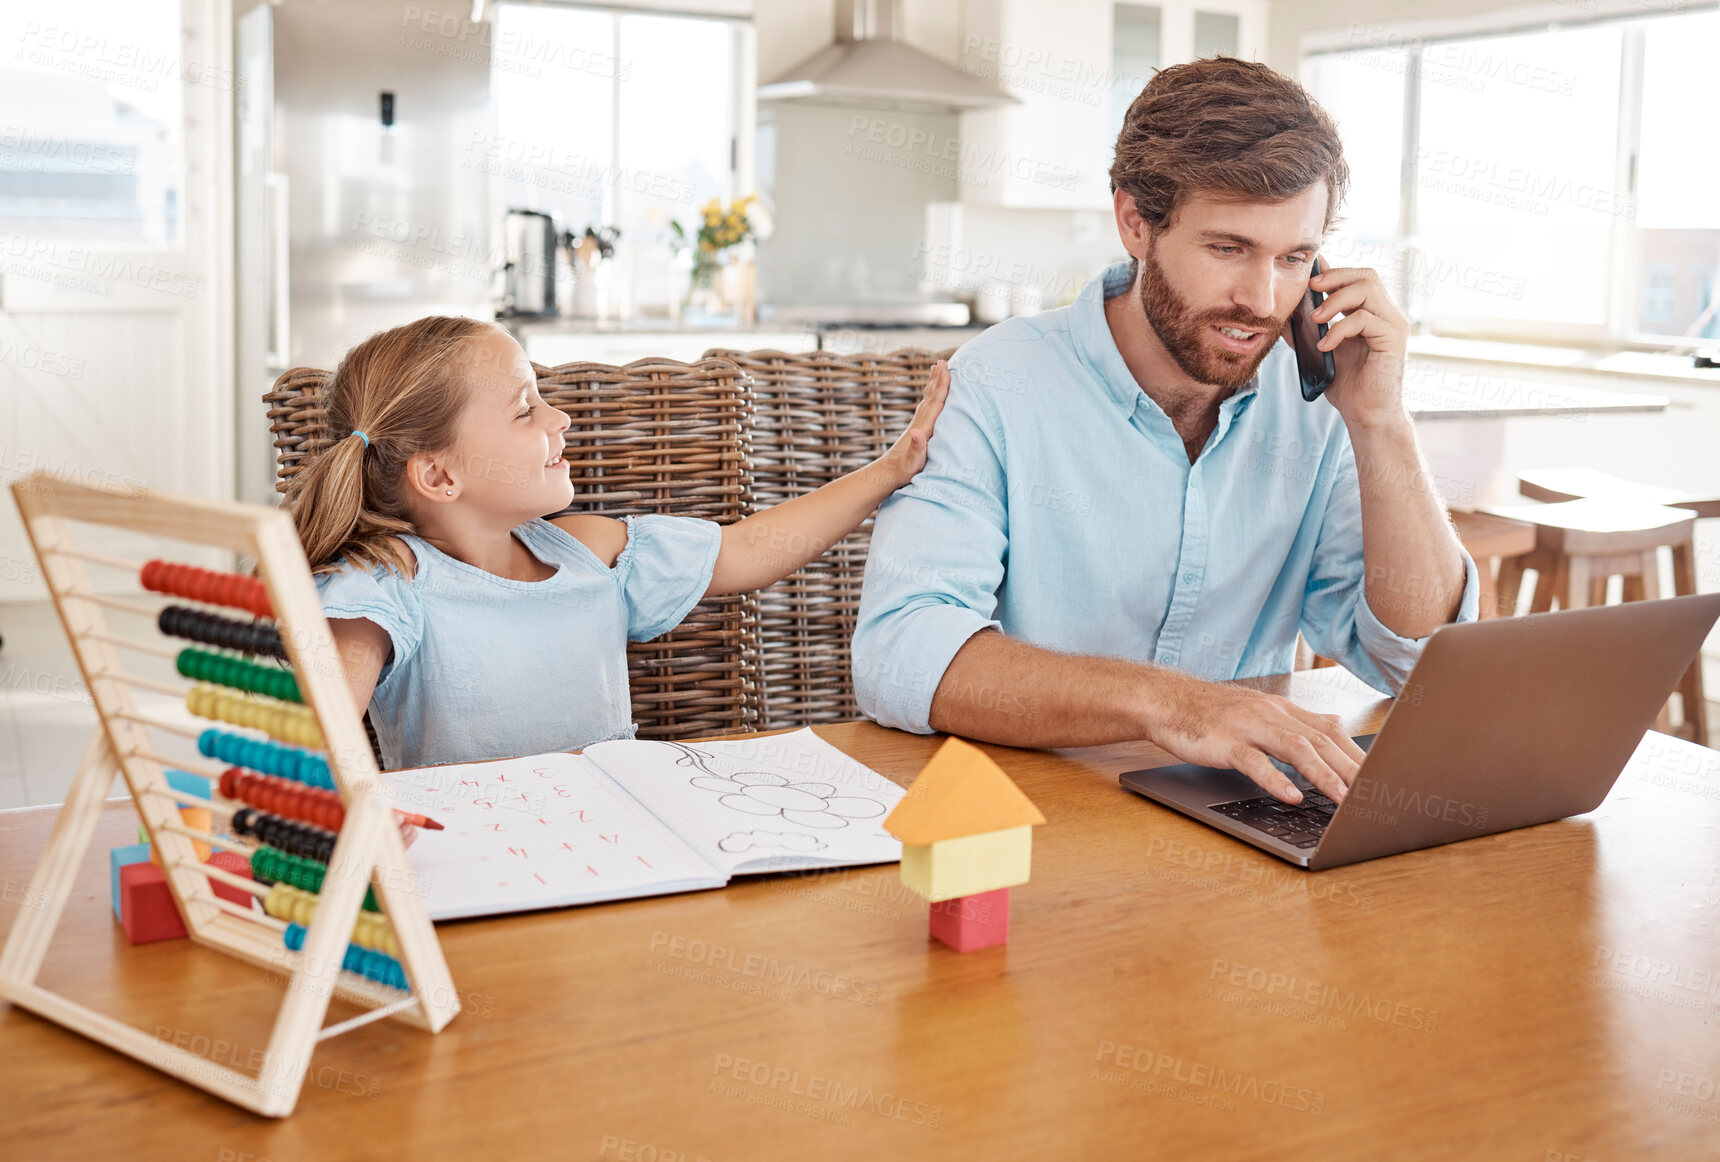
1073, 259, 1264, 427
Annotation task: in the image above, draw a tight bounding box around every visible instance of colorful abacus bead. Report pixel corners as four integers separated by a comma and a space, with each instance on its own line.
282, 923, 408, 991
249, 845, 378, 912
158, 605, 286, 659
231, 807, 337, 864
185, 683, 323, 748
141, 560, 272, 618
220, 767, 344, 831
263, 882, 399, 956
197, 729, 332, 789
176, 648, 301, 703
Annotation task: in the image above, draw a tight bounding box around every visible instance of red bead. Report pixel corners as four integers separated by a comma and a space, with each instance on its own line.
137, 559, 274, 618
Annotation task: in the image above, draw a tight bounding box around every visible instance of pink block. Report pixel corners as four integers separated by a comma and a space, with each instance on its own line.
927, 886, 1010, 953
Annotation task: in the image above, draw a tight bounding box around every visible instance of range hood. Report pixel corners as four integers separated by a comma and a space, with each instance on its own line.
759, 0, 1017, 113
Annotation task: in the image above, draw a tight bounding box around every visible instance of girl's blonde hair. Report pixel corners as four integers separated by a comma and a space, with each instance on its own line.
288, 315, 497, 576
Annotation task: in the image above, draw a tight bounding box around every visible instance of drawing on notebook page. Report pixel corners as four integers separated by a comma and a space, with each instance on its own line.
717, 830, 830, 855
654, 741, 890, 830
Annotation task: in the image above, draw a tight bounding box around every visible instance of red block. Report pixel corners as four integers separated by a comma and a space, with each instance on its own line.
119, 862, 187, 944
204, 850, 255, 909
927, 886, 1010, 953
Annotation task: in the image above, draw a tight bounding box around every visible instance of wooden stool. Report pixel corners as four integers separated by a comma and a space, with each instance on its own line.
1450, 510, 1537, 619
1482, 497, 1706, 746
1518, 468, 1720, 519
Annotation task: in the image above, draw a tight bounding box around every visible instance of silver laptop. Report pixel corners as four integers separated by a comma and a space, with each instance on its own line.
1119, 593, 1720, 870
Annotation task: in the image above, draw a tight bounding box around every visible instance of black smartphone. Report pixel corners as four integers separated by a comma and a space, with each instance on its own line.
1290, 256, 1335, 401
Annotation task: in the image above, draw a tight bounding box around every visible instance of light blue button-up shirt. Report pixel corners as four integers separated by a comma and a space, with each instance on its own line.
852, 260, 1480, 734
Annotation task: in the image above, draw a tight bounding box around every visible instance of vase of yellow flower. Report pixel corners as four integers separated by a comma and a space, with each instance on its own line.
670, 194, 771, 325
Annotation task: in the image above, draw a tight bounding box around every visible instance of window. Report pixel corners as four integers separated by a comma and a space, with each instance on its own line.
1193, 11, 1240, 59
0, 0, 183, 248
1695, 267, 1720, 341
1110, 5, 1163, 144
1303, 7, 1720, 347
1640, 264, 1676, 326
1634, 9, 1720, 340
488, 3, 745, 313
1298, 50, 1404, 289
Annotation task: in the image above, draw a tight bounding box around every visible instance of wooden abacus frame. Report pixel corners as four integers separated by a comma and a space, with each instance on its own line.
0, 472, 459, 1116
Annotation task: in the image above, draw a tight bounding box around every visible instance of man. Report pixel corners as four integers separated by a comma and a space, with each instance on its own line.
852, 56, 1478, 808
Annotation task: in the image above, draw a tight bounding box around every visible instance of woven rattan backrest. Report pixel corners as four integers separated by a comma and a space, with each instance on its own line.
262, 357, 761, 745
705, 346, 956, 729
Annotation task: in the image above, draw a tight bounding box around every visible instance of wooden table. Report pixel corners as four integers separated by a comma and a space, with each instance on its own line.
3, 670, 1718, 1161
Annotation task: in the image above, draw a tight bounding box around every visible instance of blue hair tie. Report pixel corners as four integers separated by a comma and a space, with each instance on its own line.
350, 429, 370, 448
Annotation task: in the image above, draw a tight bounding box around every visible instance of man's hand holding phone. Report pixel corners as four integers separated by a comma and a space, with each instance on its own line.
1288, 256, 1336, 401
1301, 259, 1412, 430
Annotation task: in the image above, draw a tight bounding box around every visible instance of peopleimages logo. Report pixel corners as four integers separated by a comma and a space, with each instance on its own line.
1346, 777, 1491, 829
710, 1054, 942, 1128
1208, 958, 1440, 1032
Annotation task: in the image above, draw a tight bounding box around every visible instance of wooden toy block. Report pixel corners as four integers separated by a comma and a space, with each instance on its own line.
928, 887, 1010, 953
0, 471, 460, 1117
883, 737, 1045, 846
900, 825, 1033, 903
120, 862, 188, 944
203, 850, 255, 910
164, 768, 212, 800
149, 806, 212, 864
109, 843, 151, 923
885, 739, 1044, 951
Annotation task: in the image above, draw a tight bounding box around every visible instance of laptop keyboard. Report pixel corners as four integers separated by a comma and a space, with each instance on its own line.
1210, 789, 1337, 849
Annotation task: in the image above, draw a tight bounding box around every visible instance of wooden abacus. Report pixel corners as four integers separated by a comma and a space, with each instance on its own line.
0, 471, 459, 1116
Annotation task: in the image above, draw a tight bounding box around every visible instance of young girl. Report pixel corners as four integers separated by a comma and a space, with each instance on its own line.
289, 315, 948, 770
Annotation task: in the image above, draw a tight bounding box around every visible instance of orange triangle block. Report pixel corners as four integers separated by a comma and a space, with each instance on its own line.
884, 737, 1045, 845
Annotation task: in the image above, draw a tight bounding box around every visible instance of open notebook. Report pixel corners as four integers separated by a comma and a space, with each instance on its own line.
380, 728, 906, 921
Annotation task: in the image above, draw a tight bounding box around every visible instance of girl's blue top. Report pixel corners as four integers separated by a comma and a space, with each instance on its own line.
314, 515, 720, 769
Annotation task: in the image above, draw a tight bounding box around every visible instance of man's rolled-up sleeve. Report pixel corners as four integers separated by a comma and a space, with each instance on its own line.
1299, 439, 1481, 695
853, 368, 1009, 733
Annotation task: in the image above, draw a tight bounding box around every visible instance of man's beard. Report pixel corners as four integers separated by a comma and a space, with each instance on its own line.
1138, 242, 1285, 392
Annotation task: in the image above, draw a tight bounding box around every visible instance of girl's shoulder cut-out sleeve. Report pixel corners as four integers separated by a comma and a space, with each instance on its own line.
613, 514, 722, 642
313, 558, 425, 683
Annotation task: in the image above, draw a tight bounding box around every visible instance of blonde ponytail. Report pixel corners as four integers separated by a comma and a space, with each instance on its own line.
285, 315, 496, 576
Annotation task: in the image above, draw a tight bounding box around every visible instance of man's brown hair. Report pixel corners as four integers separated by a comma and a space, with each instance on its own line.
1110, 55, 1349, 238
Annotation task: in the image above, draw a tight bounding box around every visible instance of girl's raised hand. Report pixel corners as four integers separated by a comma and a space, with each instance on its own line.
705, 360, 951, 597
876, 360, 950, 489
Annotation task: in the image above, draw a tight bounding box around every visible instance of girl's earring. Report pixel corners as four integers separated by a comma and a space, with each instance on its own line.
444, 489, 454, 496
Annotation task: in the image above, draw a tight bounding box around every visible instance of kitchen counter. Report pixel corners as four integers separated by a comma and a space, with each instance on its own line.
502, 316, 985, 365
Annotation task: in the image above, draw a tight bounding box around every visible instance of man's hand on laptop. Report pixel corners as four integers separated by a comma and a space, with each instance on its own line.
1144, 673, 1365, 805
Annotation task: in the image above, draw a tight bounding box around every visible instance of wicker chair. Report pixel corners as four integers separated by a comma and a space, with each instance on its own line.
262, 357, 762, 742
706, 346, 956, 729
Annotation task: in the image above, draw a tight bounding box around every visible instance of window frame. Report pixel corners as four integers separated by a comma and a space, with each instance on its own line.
488, 1, 755, 312
1302, 4, 1720, 353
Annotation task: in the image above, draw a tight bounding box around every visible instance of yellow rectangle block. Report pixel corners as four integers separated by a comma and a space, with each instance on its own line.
900, 826, 1032, 903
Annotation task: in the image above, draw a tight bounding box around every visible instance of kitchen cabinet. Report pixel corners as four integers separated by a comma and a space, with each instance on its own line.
958, 0, 1269, 211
